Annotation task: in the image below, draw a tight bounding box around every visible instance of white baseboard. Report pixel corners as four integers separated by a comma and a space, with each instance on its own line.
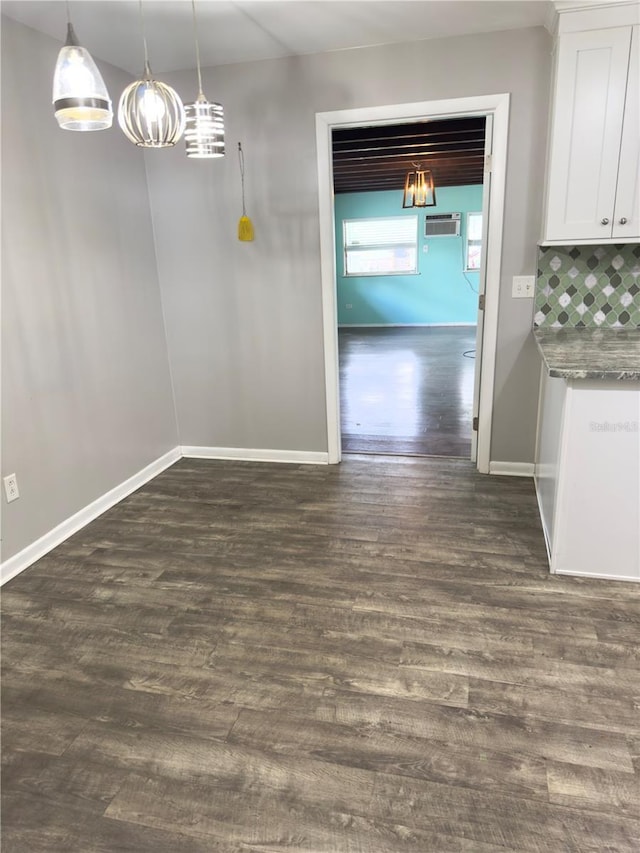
489, 461, 535, 477
338, 323, 477, 328
533, 475, 553, 566
181, 446, 329, 465
0, 447, 181, 587
554, 569, 640, 583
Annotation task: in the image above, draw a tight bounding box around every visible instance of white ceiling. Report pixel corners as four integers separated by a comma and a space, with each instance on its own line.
1, 0, 553, 75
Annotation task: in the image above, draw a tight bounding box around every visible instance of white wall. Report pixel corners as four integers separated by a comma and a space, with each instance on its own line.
145, 26, 551, 460
1, 18, 178, 562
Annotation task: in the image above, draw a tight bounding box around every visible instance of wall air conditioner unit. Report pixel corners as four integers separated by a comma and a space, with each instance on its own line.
425, 212, 461, 237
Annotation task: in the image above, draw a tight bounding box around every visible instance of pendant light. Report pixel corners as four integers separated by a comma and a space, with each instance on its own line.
402, 165, 436, 208
184, 0, 225, 158
118, 0, 185, 148
52, 2, 112, 131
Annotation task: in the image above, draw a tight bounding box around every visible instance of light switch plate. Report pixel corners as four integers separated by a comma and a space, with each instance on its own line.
512, 275, 535, 298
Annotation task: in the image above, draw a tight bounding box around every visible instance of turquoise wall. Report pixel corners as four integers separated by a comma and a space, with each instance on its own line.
335, 186, 483, 326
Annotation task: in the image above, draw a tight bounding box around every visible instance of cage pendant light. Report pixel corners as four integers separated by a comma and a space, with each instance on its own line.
402, 166, 436, 208
184, 0, 225, 158
118, 0, 185, 147
52, 3, 112, 131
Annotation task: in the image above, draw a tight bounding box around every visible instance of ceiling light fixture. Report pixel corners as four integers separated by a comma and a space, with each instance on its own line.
184, 0, 225, 159
52, 1, 112, 131
118, 0, 185, 147
402, 165, 436, 208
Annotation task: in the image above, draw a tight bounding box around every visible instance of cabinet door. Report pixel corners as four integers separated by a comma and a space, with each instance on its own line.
553, 381, 640, 581
613, 25, 639, 239
545, 27, 632, 242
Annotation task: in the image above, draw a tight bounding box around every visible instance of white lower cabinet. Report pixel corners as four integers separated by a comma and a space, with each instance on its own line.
535, 369, 640, 581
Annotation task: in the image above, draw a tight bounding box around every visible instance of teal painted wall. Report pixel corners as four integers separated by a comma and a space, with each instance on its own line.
335, 186, 483, 326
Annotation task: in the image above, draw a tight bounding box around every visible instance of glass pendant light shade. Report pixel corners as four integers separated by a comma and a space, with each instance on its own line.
118, 61, 185, 148
402, 168, 436, 208
52, 23, 112, 131
184, 96, 225, 158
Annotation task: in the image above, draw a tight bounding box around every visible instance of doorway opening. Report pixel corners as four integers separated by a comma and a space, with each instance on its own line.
316, 94, 510, 473
339, 325, 477, 457
333, 117, 486, 459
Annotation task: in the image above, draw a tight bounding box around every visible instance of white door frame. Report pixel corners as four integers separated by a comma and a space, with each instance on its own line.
316, 94, 510, 473
470, 113, 494, 464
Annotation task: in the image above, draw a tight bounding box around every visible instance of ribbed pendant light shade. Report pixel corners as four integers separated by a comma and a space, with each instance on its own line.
184, 0, 225, 159
52, 22, 112, 131
118, 1, 185, 148
184, 97, 225, 158
118, 62, 185, 147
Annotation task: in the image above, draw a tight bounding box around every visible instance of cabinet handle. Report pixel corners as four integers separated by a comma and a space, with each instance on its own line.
619, 217, 628, 225
601, 217, 610, 225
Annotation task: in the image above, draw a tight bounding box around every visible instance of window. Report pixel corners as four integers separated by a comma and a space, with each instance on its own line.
343, 216, 418, 276
466, 212, 483, 271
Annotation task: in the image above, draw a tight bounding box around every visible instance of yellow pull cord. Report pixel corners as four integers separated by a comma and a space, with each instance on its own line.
237, 142, 254, 242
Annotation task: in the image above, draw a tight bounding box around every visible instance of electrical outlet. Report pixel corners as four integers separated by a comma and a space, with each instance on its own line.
512, 275, 535, 298
4, 473, 19, 503
345, 304, 353, 309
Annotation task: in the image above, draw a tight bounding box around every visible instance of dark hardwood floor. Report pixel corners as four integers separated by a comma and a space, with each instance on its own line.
2, 455, 640, 852
339, 326, 476, 458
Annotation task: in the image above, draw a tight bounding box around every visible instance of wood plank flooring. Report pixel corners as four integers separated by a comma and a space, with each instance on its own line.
2, 455, 640, 852
339, 327, 476, 457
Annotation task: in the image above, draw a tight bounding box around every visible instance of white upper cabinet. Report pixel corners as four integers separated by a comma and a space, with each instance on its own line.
614, 25, 639, 240
542, 23, 640, 244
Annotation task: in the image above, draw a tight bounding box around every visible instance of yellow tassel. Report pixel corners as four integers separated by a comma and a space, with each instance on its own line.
238, 214, 254, 242
237, 143, 254, 241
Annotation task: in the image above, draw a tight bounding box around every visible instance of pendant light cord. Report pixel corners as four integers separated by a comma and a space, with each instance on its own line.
238, 143, 247, 216
65, 0, 71, 23
138, 0, 150, 70
191, 0, 204, 98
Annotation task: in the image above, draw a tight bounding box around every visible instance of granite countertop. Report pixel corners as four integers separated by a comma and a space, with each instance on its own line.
534, 327, 640, 381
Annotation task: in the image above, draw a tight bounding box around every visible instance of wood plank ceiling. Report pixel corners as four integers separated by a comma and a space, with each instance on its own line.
332, 117, 486, 195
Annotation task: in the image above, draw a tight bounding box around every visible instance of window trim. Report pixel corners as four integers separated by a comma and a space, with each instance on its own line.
465, 211, 483, 272
343, 215, 419, 277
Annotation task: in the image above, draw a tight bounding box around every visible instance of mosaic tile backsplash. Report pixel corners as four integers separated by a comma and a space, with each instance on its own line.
534, 244, 640, 328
